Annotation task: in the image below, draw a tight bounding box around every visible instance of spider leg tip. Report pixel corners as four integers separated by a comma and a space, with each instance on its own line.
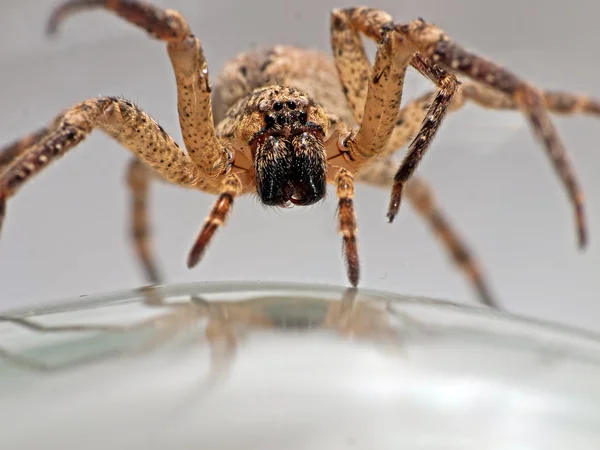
186, 249, 203, 270
45, 15, 61, 37
576, 221, 588, 251
480, 293, 501, 310
147, 273, 163, 287
386, 188, 403, 224
578, 234, 588, 251
0, 192, 6, 233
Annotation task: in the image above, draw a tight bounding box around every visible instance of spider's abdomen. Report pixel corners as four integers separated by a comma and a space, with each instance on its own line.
211, 45, 354, 126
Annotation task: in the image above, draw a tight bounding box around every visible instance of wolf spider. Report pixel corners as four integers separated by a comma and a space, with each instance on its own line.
0, 1, 598, 308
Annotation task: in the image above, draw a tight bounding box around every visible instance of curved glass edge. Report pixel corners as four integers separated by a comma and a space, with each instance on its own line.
3, 280, 600, 411
2, 280, 600, 347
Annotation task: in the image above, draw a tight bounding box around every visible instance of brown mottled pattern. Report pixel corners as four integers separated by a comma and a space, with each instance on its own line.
0, 97, 203, 196
335, 168, 359, 287
347, 7, 394, 41
328, 9, 461, 229
212, 46, 356, 127
387, 55, 459, 222
391, 15, 587, 247
0, 127, 51, 174
518, 88, 587, 247
341, 29, 412, 160
543, 91, 600, 115
331, 8, 414, 163
167, 37, 228, 176
455, 83, 600, 116
329, 10, 372, 123
0, 116, 86, 196
187, 174, 242, 269
48, 0, 191, 41
98, 97, 203, 187
216, 84, 327, 147
0, 191, 5, 237
50, 0, 229, 180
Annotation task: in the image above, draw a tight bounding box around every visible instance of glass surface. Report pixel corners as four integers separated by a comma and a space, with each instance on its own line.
1, 281, 600, 450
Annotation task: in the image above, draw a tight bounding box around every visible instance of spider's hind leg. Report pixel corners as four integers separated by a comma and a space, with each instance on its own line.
127, 157, 163, 285
356, 160, 497, 308
0, 97, 202, 256
396, 17, 588, 248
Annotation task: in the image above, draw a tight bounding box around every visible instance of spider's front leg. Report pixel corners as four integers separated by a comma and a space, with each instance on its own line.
327, 8, 459, 224
44, 0, 243, 270
187, 174, 241, 269
326, 9, 415, 168
325, 11, 421, 286
0, 97, 202, 238
48, 0, 230, 176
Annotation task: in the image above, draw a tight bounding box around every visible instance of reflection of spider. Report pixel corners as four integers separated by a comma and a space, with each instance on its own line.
0, 286, 407, 379
0, 1, 598, 307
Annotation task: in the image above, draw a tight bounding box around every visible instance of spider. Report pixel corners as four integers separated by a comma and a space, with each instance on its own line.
0, 0, 598, 308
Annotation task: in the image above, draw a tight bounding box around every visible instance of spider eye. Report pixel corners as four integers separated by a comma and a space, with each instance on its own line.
264, 115, 276, 128
273, 101, 283, 111
286, 100, 297, 110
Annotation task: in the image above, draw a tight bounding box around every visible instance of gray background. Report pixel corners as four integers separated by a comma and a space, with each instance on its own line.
0, 0, 598, 330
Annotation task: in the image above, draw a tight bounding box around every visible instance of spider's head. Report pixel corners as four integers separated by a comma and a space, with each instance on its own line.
244, 86, 329, 207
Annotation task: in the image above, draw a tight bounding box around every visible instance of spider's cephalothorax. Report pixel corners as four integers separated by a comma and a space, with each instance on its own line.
236, 86, 329, 206
1, 0, 599, 308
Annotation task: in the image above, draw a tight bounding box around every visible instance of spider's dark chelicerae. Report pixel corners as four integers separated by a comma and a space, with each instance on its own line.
0, 0, 598, 308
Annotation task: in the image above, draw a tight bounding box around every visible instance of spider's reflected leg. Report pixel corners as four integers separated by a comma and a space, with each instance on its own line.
0, 304, 201, 373
197, 298, 239, 389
